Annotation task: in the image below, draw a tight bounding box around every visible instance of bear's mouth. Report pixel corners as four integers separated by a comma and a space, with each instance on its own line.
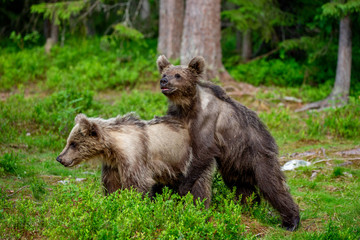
62, 161, 74, 167
161, 86, 176, 94
62, 160, 77, 167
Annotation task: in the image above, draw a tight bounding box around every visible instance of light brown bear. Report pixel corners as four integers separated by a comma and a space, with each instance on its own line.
157, 55, 300, 231
56, 113, 215, 206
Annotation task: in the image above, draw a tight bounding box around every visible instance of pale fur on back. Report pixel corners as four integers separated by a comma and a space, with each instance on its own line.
81, 113, 191, 192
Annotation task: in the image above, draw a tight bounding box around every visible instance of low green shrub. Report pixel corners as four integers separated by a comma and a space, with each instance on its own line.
29, 177, 47, 200
0, 152, 20, 176
34, 89, 95, 136
332, 167, 344, 178
229, 58, 304, 87
0, 37, 158, 92
306, 97, 360, 139
304, 220, 359, 240
0, 182, 249, 239
0, 47, 47, 90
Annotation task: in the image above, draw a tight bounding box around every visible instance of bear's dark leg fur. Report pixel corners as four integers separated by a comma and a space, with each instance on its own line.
149, 183, 166, 199
178, 157, 215, 196
102, 164, 122, 195
235, 183, 261, 205
221, 170, 260, 205
254, 165, 300, 231
190, 162, 216, 208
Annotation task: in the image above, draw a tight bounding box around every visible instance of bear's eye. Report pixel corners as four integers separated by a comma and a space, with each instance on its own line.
162, 74, 166, 78
69, 142, 77, 149
175, 73, 181, 79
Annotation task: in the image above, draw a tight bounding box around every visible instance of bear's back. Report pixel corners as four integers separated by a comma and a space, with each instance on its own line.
147, 120, 190, 167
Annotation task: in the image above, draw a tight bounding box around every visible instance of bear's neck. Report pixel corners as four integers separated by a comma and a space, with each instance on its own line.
167, 93, 199, 120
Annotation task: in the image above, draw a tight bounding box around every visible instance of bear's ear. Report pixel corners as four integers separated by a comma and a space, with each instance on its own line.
78, 116, 100, 138
157, 55, 171, 73
75, 113, 87, 124
188, 56, 205, 75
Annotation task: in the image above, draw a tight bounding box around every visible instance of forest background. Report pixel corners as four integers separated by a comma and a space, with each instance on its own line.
0, 0, 359, 239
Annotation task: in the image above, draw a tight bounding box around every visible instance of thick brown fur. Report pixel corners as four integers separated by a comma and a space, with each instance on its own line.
157, 55, 300, 231
56, 113, 216, 207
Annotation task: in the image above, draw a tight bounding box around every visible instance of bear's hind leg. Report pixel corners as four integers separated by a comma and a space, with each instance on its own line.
220, 167, 260, 206
255, 165, 300, 231
235, 183, 261, 206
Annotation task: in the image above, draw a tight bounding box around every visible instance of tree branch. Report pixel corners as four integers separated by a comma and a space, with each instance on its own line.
248, 48, 279, 62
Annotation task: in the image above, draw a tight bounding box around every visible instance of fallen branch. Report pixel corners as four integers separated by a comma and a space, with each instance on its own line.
248, 48, 279, 62
6, 185, 29, 198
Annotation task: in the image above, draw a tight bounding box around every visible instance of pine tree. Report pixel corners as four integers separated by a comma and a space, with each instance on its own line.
297, 0, 360, 111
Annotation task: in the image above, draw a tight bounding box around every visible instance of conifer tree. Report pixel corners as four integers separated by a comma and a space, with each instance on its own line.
297, 0, 360, 111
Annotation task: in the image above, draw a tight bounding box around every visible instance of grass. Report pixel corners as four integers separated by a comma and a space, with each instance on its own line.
0, 37, 159, 91
1, 37, 360, 239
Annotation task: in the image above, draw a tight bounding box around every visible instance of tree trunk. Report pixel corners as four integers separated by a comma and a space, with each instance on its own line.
45, 14, 59, 54
331, 15, 352, 101
236, 30, 242, 54
242, 29, 252, 62
180, 0, 231, 81
84, 17, 95, 37
157, 0, 184, 60
141, 0, 150, 20
296, 15, 352, 112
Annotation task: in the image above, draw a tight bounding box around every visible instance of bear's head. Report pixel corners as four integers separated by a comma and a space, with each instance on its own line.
157, 55, 205, 107
56, 114, 104, 167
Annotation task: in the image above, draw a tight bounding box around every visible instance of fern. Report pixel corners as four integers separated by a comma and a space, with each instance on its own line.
322, 0, 360, 18
112, 23, 144, 42
31, 1, 86, 25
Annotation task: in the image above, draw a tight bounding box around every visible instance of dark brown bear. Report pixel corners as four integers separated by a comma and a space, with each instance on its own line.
157, 55, 300, 231
56, 113, 216, 206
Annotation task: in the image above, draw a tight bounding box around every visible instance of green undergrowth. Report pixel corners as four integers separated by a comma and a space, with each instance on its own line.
305, 97, 360, 139
229, 58, 305, 87
0, 179, 249, 239
258, 96, 360, 148
0, 37, 158, 91
227, 57, 359, 101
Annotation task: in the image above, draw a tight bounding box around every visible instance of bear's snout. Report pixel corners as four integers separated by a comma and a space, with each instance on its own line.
160, 77, 168, 86
56, 156, 63, 163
